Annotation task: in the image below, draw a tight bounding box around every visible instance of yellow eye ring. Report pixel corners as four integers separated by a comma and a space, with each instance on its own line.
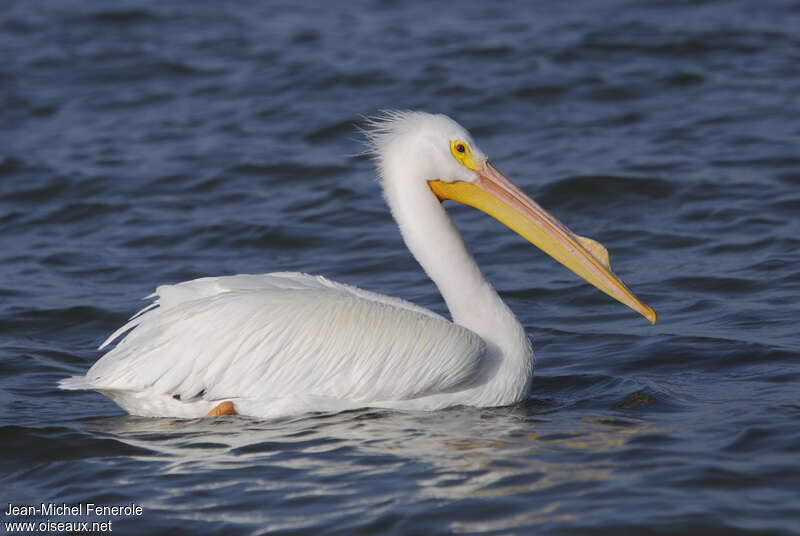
450, 139, 480, 171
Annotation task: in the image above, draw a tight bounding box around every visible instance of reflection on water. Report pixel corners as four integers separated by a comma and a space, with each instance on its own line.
85, 406, 662, 531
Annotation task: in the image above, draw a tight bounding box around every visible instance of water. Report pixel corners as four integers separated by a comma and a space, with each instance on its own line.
2, 0, 799, 533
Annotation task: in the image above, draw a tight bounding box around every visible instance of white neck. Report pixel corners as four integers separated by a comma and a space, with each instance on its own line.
381, 160, 533, 406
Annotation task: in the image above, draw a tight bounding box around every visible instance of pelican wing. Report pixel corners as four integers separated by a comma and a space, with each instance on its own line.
67, 273, 486, 404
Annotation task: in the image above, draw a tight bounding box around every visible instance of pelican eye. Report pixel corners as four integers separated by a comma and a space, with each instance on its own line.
450, 139, 479, 171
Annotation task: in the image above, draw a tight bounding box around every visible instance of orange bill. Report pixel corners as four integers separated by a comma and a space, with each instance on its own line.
429, 163, 656, 323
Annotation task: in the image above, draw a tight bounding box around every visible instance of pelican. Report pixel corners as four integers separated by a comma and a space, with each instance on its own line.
60, 111, 656, 419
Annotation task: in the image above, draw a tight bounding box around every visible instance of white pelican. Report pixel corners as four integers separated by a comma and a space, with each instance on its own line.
60, 111, 656, 419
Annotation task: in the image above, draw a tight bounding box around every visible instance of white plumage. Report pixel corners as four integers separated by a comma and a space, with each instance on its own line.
63, 273, 487, 417
61, 111, 654, 419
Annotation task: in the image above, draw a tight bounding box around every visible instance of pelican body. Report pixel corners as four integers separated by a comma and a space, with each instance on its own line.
61, 112, 655, 419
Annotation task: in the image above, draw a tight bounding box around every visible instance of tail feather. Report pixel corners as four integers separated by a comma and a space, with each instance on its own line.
59, 376, 93, 390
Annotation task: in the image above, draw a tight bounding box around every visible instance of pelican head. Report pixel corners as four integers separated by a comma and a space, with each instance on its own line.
366, 111, 656, 323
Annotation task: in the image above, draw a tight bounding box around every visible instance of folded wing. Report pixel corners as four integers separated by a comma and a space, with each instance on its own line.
63, 273, 486, 404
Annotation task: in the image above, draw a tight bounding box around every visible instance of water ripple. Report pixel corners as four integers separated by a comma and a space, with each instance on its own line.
2, 0, 799, 533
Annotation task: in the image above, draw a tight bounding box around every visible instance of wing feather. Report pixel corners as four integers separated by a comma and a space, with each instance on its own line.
74, 273, 486, 404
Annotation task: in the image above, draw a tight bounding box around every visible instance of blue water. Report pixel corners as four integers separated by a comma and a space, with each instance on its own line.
2, 0, 800, 534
